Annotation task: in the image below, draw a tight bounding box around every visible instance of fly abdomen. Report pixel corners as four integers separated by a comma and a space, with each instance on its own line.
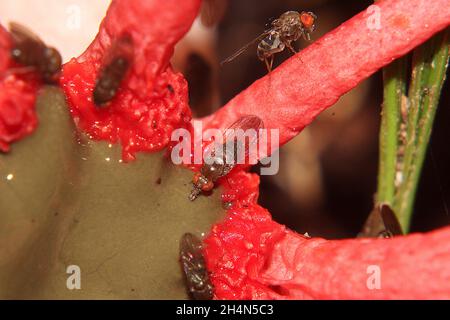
257, 31, 284, 60
93, 56, 130, 106
93, 34, 134, 107
179, 233, 214, 300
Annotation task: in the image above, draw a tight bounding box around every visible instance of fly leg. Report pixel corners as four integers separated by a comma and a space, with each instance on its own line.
285, 42, 297, 55
303, 32, 312, 41
189, 187, 201, 201
264, 55, 274, 73
285, 41, 303, 63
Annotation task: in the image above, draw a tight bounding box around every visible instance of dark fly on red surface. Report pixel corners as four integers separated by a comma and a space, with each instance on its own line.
179, 233, 214, 300
189, 115, 264, 201
93, 34, 134, 106
221, 11, 317, 72
8, 22, 62, 83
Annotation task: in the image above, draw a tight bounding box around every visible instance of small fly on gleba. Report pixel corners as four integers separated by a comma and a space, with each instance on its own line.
189, 115, 264, 201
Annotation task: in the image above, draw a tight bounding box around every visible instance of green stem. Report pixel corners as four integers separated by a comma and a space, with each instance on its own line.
394, 31, 450, 232
377, 59, 407, 205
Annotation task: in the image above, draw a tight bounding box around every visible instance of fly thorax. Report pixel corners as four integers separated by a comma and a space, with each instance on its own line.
194, 174, 209, 189
201, 157, 226, 181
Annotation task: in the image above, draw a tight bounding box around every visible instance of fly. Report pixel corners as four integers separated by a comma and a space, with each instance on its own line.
359, 204, 404, 238
179, 233, 214, 300
189, 115, 264, 201
93, 34, 134, 106
8, 22, 62, 83
221, 11, 317, 72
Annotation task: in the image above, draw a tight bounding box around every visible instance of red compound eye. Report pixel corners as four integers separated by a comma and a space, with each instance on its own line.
300, 12, 316, 29
192, 172, 202, 184
201, 181, 214, 192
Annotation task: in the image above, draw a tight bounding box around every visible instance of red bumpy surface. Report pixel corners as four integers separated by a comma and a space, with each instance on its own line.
206, 173, 450, 299
0, 25, 39, 152
60, 0, 201, 161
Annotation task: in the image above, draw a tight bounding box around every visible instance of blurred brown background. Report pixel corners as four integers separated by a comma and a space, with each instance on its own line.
175, 0, 450, 238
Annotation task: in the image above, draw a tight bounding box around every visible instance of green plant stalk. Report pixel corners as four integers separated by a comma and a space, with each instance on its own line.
395, 31, 450, 232
377, 59, 407, 205
392, 41, 430, 229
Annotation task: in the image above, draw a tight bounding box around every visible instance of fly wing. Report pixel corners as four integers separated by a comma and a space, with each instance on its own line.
9, 22, 45, 47
221, 115, 264, 172
220, 31, 270, 65
226, 115, 264, 131
203, 115, 264, 176
380, 205, 403, 236
358, 204, 403, 238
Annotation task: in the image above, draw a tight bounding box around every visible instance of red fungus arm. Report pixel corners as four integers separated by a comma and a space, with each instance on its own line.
76, 0, 201, 95
203, 0, 450, 299
203, 0, 450, 147
60, 0, 201, 161
0, 25, 11, 72
264, 224, 450, 299
205, 202, 450, 299
0, 24, 39, 152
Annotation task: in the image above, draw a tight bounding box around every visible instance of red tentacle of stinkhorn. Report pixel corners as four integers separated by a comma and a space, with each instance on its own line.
202, 0, 450, 148
60, 0, 201, 161
203, 0, 450, 300
206, 174, 450, 299
0, 25, 10, 71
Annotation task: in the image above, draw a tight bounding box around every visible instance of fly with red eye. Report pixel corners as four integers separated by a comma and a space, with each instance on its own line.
189, 115, 264, 201
221, 10, 317, 72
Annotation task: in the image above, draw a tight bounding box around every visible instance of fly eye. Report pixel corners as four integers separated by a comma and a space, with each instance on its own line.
201, 181, 214, 192
300, 12, 316, 29
192, 172, 202, 184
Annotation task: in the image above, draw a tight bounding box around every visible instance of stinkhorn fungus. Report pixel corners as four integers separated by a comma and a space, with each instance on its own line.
0, 0, 449, 300
206, 174, 450, 299
202, 0, 450, 299
60, 0, 201, 161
